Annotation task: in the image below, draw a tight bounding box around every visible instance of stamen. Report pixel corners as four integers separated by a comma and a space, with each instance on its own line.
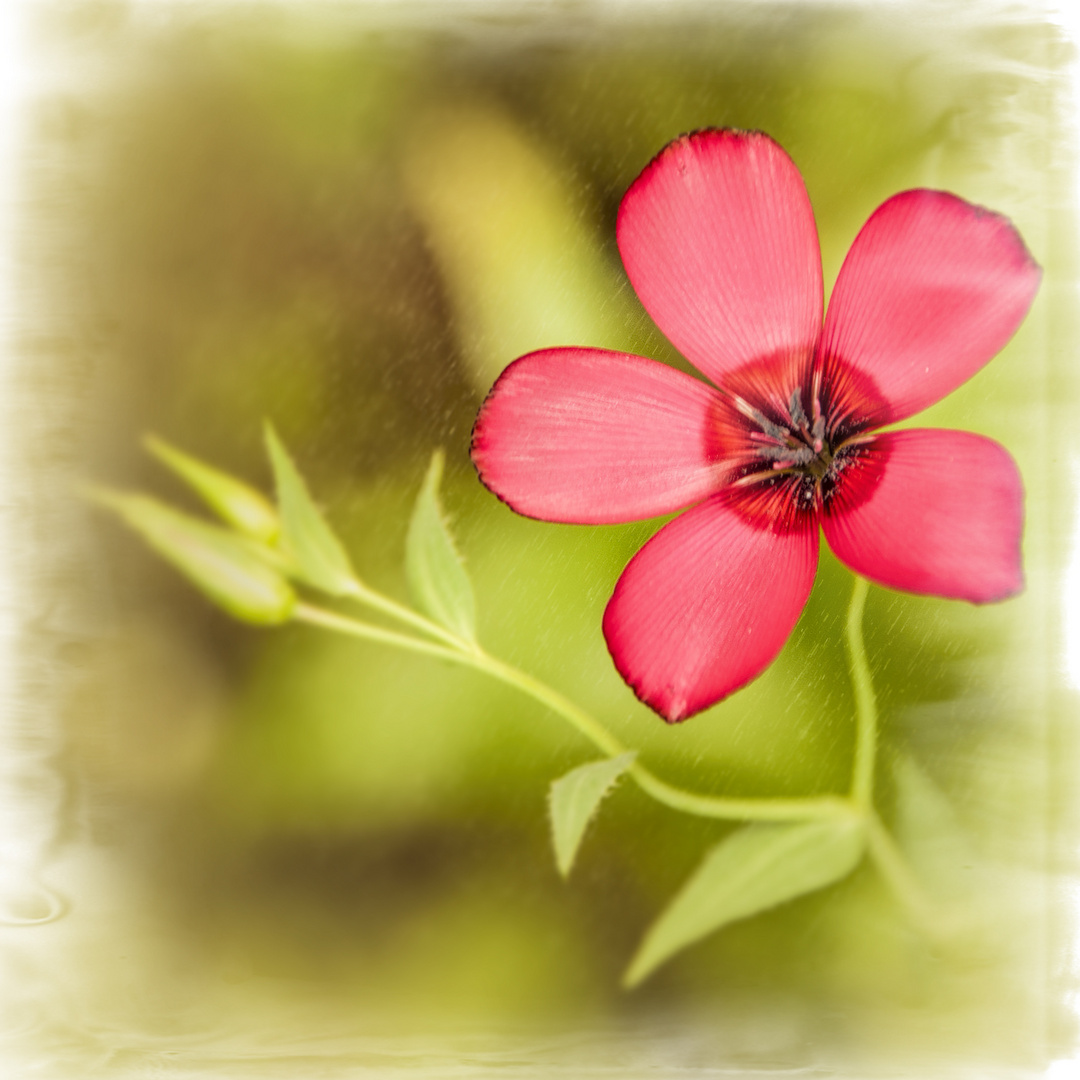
732, 469, 787, 487
731, 378, 846, 501
788, 388, 808, 428
748, 431, 784, 446
732, 395, 789, 441
756, 443, 814, 464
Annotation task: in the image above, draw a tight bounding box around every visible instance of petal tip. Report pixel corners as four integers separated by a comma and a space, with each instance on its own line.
602, 601, 715, 724
966, 564, 1025, 605
600, 497, 819, 725
616, 127, 790, 243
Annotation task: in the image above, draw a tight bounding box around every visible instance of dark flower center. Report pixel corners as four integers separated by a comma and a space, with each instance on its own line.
708, 358, 884, 528
738, 385, 834, 480
732, 373, 868, 510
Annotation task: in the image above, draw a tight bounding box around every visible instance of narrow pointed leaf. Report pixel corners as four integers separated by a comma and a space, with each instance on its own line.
625, 817, 865, 987
144, 434, 279, 542
406, 451, 476, 640
264, 423, 356, 595
549, 752, 636, 878
89, 489, 295, 625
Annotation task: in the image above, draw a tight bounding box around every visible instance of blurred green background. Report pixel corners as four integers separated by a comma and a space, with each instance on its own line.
16, 1, 1078, 1073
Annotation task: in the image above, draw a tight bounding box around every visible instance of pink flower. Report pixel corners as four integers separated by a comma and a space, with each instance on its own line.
471, 129, 1040, 723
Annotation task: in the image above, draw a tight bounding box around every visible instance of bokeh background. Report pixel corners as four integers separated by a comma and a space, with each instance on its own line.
2, 1, 1077, 1075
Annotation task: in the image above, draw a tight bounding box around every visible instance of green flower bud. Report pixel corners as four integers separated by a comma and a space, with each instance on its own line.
90, 489, 295, 625
144, 435, 279, 543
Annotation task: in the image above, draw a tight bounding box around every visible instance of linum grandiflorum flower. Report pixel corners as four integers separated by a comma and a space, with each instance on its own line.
471, 129, 1040, 723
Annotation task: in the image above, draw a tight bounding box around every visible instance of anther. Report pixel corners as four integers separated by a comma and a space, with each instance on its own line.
733, 396, 790, 441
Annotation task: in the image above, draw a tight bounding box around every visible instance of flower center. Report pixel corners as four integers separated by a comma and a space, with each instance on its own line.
710, 356, 885, 527
733, 384, 843, 486
718, 368, 876, 521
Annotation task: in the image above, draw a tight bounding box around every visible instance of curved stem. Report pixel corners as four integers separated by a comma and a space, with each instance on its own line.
627, 768, 851, 822
846, 575, 877, 810
841, 578, 960, 941
474, 648, 851, 823
470, 649, 627, 757
293, 602, 853, 824
303, 576, 942, 932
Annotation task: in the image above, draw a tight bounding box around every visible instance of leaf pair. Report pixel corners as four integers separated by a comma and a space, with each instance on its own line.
262, 430, 476, 642
547, 757, 865, 987
264, 427, 478, 644
267, 435, 477, 641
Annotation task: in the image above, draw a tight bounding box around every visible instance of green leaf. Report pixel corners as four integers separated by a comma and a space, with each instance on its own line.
893, 755, 977, 904
264, 423, 356, 595
624, 816, 866, 987
405, 450, 476, 640
549, 752, 636, 878
89, 489, 295, 625
144, 434, 279, 542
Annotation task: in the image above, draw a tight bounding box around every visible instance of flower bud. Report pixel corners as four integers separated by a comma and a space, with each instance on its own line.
144, 435, 279, 543
90, 489, 295, 625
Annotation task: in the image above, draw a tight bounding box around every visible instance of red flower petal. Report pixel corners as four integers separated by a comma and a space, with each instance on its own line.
603, 494, 820, 722
471, 348, 727, 524
823, 429, 1024, 603
617, 129, 823, 391
820, 190, 1041, 425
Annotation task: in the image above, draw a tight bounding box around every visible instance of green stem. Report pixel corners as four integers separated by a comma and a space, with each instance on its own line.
468, 649, 626, 757
293, 602, 852, 824
295, 603, 467, 665
846, 575, 877, 809
627, 768, 851, 822
842, 580, 950, 937
303, 575, 941, 933
343, 578, 474, 653
474, 649, 851, 823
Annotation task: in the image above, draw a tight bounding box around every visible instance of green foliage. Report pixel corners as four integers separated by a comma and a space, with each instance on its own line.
406, 451, 477, 642
624, 817, 866, 987
893, 755, 978, 906
548, 752, 636, 878
89, 489, 295, 625
67, 14, 1053, 1037
144, 433, 280, 542
264, 422, 357, 595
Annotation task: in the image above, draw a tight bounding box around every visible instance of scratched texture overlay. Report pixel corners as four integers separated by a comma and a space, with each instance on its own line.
1, 2, 1076, 1077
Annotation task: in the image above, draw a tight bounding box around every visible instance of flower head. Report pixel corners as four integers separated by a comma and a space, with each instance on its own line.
471, 129, 1040, 723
